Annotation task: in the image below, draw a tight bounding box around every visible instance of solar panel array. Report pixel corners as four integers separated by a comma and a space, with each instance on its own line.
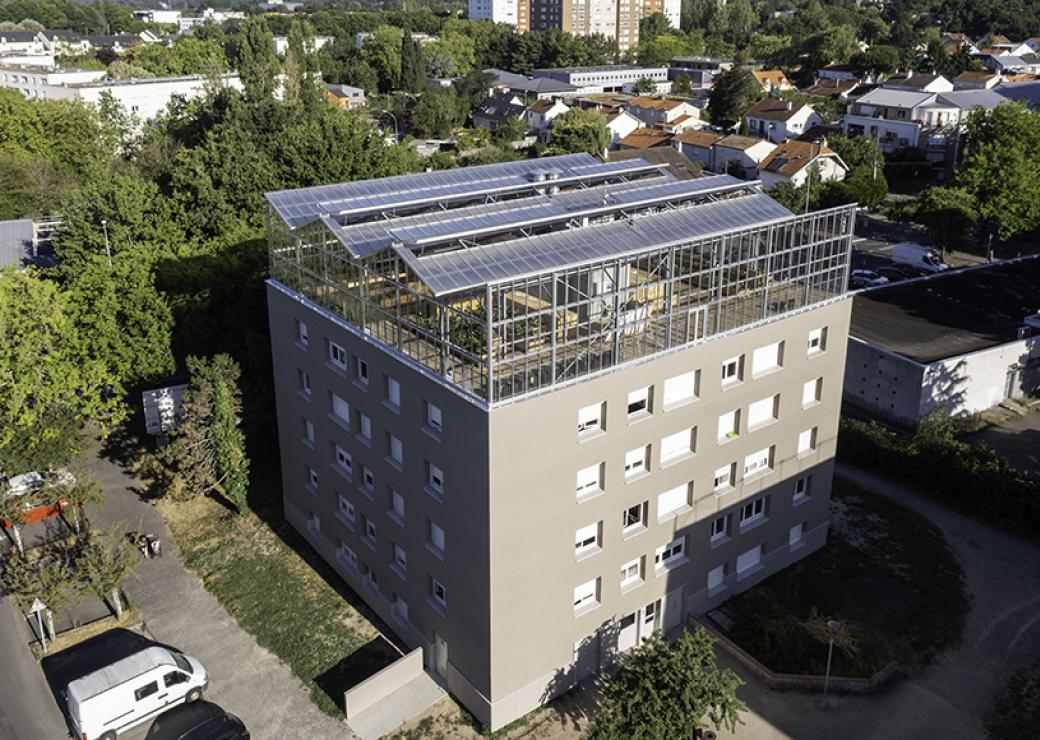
412, 193, 795, 296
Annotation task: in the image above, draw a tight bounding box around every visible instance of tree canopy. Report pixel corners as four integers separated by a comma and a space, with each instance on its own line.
550, 108, 610, 155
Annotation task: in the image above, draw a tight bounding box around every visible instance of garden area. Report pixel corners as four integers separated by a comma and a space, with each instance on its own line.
717, 477, 968, 678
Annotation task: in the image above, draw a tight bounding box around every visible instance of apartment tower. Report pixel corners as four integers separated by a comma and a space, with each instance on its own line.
265, 154, 855, 730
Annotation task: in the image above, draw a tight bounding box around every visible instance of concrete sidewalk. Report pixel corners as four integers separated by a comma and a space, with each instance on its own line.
82, 438, 352, 740
347, 672, 445, 740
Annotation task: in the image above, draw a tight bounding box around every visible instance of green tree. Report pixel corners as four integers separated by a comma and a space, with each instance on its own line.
588, 629, 746, 739
638, 12, 670, 45
1, 553, 76, 638
493, 115, 529, 145
749, 34, 793, 70
363, 25, 404, 92
412, 87, 465, 138
549, 108, 610, 155
234, 16, 280, 102
707, 66, 760, 128
56, 472, 105, 534
851, 45, 901, 77
672, 73, 692, 94
424, 32, 476, 78
77, 526, 140, 620
632, 76, 657, 94
914, 186, 979, 254
400, 32, 426, 93
985, 659, 1040, 740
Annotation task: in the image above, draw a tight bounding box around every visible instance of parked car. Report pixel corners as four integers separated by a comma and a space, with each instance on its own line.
1, 469, 75, 526
65, 646, 208, 740
892, 242, 948, 273
145, 701, 249, 740
849, 269, 890, 288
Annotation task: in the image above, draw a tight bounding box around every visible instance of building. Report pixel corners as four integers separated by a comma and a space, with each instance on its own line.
515, 0, 676, 50
326, 84, 366, 110
744, 100, 823, 144
818, 64, 861, 82
132, 9, 184, 24
487, 68, 579, 100
712, 134, 778, 178
469, 0, 521, 28
750, 70, 794, 94
617, 127, 675, 149
756, 139, 848, 189
801, 78, 861, 99
525, 98, 570, 132
845, 258, 1040, 428
952, 71, 1000, 90
274, 35, 333, 56
534, 65, 669, 94
884, 73, 954, 93
625, 96, 701, 132
472, 91, 527, 131
0, 219, 35, 268
355, 32, 436, 49
672, 129, 724, 168
265, 153, 856, 730
0, 31, 46, 56
603, 109, 642, 144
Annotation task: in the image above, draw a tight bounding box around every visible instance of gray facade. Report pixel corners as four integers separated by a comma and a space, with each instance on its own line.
265, 154, 855, 729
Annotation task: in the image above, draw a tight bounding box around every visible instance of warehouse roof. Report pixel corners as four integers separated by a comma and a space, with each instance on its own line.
850, 257, 1040, 363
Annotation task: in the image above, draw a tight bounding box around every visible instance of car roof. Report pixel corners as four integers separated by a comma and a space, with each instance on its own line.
146, 702, 241, 740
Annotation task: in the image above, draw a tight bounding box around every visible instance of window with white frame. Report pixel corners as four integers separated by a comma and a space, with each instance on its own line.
710, 514, 728, 541
624, 445, 650, 480
330, 393, 349, 425
663, 370, 700, 408
620, 557, 644, 589
431, 577, 447, 609
334, 445, 352, 476
573, 577, 599, 613
627, 386, 652, 420
388, 434, 403, 464
428, 520, 445, 555
657, 483, 691, 520
660, 427, 696, 465
622, 501, 648, 535
739, 496, 765, 525
355, 357, 369, 386
576, 463, 603, 499
393, 543, 407, 572
752, 341, 784, 377
298, 369, 311, 395
328, 340, 347, 370
386, 376, 400, 407
295, 319, 309, 347
713, 463, 735, 492
575, 521, 601, 557
654, 536, 686, 570
338, 494, 355, 525
426, 402, 442, 432
338, 541, 357, 570
577, 402, 605, 437
303, 418, 314, 444
307, 466, 318, 491
744, 446, 774, 478
427, 462, 444, 495
747, 394, 780, 430
721, 354, 744, 386
798, 427, 818, 456
808, 327, 827, 355
363, 517, 376, 546
708, 563, 725, 591
793, 474, 812, 501
358, 413, 372, 442
718, 408, 740, 441
737, 544, 763, 575
789, 522, 806, 548
361, 465, 374, 492
803, 377, 823, 407
391, 490, 405, 520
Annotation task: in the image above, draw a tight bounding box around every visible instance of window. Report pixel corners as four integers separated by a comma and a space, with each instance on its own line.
576, 463, 604, 499
338, 541, 358, 571
427, 462, 444, 496
573, 577, 599, 613
393, 593, 409, 623
388, 434, 403, 464
789, 522, 806, 549
752, 341, 783, 377
295, 319, 309, 347
739, 496, 765, 525
358, 413, 372, 442
364, 517, 377, 546
334, 445, 352, 477
330, 393, 349, 425
713, 463, 735, 492
622, 501, 648, 536
660, 427, 696, 465
164, 670, 187, 688
708, 564, 726, 592
338, 492, 355, 521
306, 466, 318, 492
798, 427, 818, 456
624, 445, 650, 480
737, 545, 763, 576
744, 446, 774, 478
803, 377, 823, 407
577, 402, 605, 437
361, 465, 374, 492
657, 483, 691, 520
654, 536, 686, 570
747, 394, 779, 430
363, 563, 378, 592
391, 490, 405, 521
393, 543, 407, 572
718, 409, 740, 442
386, 376, 400, 407
298, 369, 311, 396
808, 327, 827, 355
721, 355, 744, 385
134, 681, 159, 701
428, 521, 445, 555
620, 557, 644, 589
710, 514, 728, 541
627, 386, 652, 420
303, 419, 315, 444
328, 340, 347, 370
426, 402, 442, 432
794, 474, 813, 502
356, 357, 369, 386
431, 577, 447, 608
663, 370, 699, 407
575, 521, 601, 557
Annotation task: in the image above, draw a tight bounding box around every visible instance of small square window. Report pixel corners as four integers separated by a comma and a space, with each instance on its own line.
431, 577, 447, 608
743, 446, 774, 478
303, 418, 314, 443
624, 445, 650, 480
794, 474, 813, 501
660, 427, 696, 465
710, 514, 728, 541
576, 462, 603, 499
808, 327, 827, 355
297, 369, 311, 395
752, 341, 784, 377
338, 494, 355, 524
663, 370, 699, 408
798, 427, 818, 456
718, 409, 740, 442
657, 483, 691, 520
328, 341, 347, 370
739, 496, 766, 525
427, 462, 444, 495
362, 465, 375, 491
393, 543, 407, 571
296, 319, 309, 347
391, 490, 405, 519
356, 357, 369, 386
388, 434, 403, 464
364, 517, 377, 543
573, 577, 599, 613
622, 501, 648, 536
654, 536, 685, 570
577, 401, 605, 437
713, 463, 735, 492
803, 378, 823, 407
627, 386, 652, 420
386, 376, 400, 407
330, 393, 349, 425
721, 355, 744, 386
334, 445, 352, 476
575, 521, 601, 557
620, 557, 644, 589
358, 413, 372, 441
428, 520, 445, 554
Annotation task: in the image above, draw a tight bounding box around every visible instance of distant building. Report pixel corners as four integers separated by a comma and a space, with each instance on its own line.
525, 98, 569, 132
469, 0, 520, 29
756, 139, 848, 189
274, 35, 333, 56
0, 219, 36, 268
534, 65, 669, 94
486, 68, 579, 100
132, 9, 184, 24
801, 78, 861, 99
845, 258, 1040, 428
744, 100, 823, 144
617, 127, 675, 150
0, 31, 46, 56
672, 129, 724, 169
952, 71, 1000, 90
472, 91, 526, 131
355, 31, 436, 50
712, 134, 777, 178
326, 84, 365, 110
603, 109, 642, 144
883, 73, 954, 94
818, 64, 861, 82
625, 96, 702, 132
750, 70, 794, 94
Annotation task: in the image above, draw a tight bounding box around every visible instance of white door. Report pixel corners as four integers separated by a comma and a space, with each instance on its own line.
663, 588, 684, 632
640, 600, 660, 643
789, 523, 804, 548
617, 613, 638, 653
433, 632, 448, 678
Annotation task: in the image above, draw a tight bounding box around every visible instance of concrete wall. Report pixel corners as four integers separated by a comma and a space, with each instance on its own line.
344, 647, 420, 718
921, 337, 1040, 418
843, 338, 925, 428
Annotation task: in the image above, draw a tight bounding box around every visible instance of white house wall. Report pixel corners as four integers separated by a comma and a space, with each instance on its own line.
921, 337, 1040, 419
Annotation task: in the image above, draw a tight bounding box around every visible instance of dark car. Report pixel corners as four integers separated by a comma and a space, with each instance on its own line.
876, 265, 920, 282
145, 701, 249, 740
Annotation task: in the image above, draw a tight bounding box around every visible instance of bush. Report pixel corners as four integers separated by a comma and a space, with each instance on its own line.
985, 659, 1040, 740
838, 417, 1040, 537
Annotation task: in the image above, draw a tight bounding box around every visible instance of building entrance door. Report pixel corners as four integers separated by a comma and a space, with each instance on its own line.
433, 632, 448, 678
617, 613, 638, 653
663, 587, 684, 632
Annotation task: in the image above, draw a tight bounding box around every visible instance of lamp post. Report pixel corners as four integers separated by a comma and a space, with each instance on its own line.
821, 618, 841, 708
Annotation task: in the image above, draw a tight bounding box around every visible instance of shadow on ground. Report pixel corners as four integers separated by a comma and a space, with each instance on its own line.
314, 635, 401, 711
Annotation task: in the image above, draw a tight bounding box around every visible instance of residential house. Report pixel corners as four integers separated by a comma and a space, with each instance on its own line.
326, 84, 365, 110
672, 129, 724, 169
884, 73, 954, 93
472, 92, 527, 132
744, 100, 823, 144
941, 32, 977, 54
83, 34, 143, 52
818, 64, 861, 82
952, 71, 1000, 90
603, 109, 642, 145
756, 139, 848, 189
275, 35, 333, 56
617, 127, 675, 150
625, 96, 702, 132
525, 98, 570, 132
801, 78, 861, 99
0, 31, 45, 56
712, 134, 777, 178
980, 53, 1040, 76
750, 70, 794, 94
1027, 38, 1040, 53
976, 34, 1032, 56
487, 68, 579, 100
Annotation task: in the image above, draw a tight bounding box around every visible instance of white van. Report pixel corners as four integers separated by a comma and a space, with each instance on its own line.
891, 242, 949, 273
66, 646, 208, 740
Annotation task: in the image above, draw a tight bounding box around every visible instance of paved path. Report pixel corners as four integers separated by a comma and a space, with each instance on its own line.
715, 465, 1040, 740
0, 598, 70, 740
82, 439, 351, 740
965, 411, 1040, 474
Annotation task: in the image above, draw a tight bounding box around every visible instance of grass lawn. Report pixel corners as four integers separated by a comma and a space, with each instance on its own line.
720, 477, 968, 678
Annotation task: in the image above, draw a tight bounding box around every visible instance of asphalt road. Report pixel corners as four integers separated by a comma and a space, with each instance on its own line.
0, 598, 71, 740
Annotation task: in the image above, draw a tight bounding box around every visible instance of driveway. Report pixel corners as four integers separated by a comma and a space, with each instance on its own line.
966, 411, 1040, 474
715, 465, 1040, 740
72, 438, 351, 740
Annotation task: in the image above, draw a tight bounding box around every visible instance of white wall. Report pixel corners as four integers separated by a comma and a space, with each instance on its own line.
921, 337, 1040, 418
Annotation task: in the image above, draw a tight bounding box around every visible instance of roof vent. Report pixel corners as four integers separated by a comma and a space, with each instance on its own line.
527, 169, 547, 182
544, 167, 562, 181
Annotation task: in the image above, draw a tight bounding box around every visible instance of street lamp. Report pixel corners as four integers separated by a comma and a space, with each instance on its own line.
101, 218, 111, 267
820, 618, 841, 708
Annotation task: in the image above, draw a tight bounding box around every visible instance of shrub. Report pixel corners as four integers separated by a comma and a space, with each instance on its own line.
985, 659, 1040, 740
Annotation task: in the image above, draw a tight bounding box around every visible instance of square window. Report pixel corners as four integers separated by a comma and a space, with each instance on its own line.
739, 496, 765, 525
721, 355, 744, 385
338, 541, 357, 570
573, 577, 599, 613
330, 393, 349, 425
356, 357, 369, 385
334, 445, 352, 476
303, 418, 314, 443
426, 402, 442, 432
576, 462, 604, 499
654, 536, 685, 570
663, 370, 699, 407
431, 577, 447, 607
627, 386, 652, 420
708, 563, 726, 591
362, 465, 374, 491
718, 409, 740, 442
789, 522, 806, 548
657, 483, 691, 520
710, 514, 728, 541
747, 394, 779, 430
737, 544, 763, 576
389, 434, 403, 464
713, 463, 735, 492
803, 378, 823, 407
808, 327, 827, 355
575, 521, 601, 557
427, 462, 444, 495
338, 494, 355, 524
386, 376, 400, 407
577, 402, 605, 437
295, 319, 309, 346
428, 521, 445, 554
743, 446, 774, 478
798, 427, 818, 456
328, 341, 347, 370
365, 517, 377, 543
620, 557, 644, 589
660, 427, 696, 465
752, 341, 784, 377
298, 369, 311, 395
622, 501, 648, 535
794, 474, 813, 501
393, 543, 407, 571
359, 413, 372, 441
624, 445, 650, 480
